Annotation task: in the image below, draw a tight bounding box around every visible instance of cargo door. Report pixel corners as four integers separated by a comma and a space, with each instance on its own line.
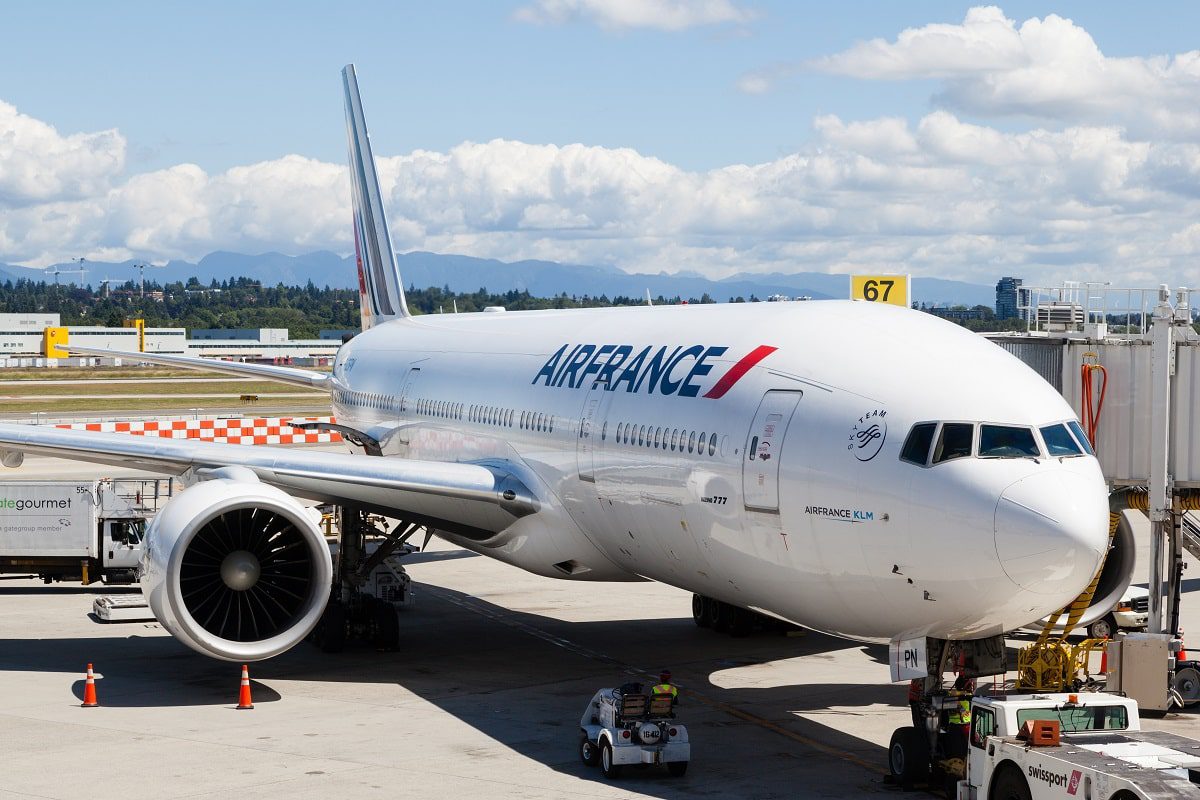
742, 390, 802, 512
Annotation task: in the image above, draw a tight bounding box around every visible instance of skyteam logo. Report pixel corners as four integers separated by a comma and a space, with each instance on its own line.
532, 343, 777, 398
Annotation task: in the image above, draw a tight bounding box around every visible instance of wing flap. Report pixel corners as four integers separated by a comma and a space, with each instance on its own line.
0, 422, 536, 536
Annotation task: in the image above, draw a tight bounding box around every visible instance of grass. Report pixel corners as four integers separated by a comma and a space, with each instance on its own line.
0, 380, 324, 397
4, 397, 332, 414
0, 365, 333, 381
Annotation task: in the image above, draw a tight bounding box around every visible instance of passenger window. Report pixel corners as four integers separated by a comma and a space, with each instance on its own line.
708, 432, 717, 456
979, 425, 1040, 458
638, 425, 646, 446
654, 427, 662, 449
1041, 424, 1083, 457
616, 422, 623, 442
900, 423, 936, 466
601, 421, 607, 441
1068, 420, 1095, 455
670, 429, 679, 451
697, 432, 706, 458
688, 431, 696, 453
933, 423, 973, 464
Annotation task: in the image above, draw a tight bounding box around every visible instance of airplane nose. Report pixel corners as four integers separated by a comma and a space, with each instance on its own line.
994, 472, 1108, 596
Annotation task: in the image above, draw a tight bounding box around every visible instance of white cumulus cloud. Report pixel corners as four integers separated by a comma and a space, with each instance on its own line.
802, 6, 1200, 139
3, 60, 1200, 289
0, 101, 125, 207
513, 0, 753, 31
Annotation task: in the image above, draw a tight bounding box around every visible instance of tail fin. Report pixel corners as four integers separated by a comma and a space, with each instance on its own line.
342, 64, 409, 328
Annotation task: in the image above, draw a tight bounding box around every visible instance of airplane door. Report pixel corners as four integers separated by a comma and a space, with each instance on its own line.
576, 377, 613, 481
742, 390, 802, 512
398, 367, 421, 416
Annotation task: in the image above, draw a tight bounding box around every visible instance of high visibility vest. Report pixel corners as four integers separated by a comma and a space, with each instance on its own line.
652, 683, 678, 699
948, 699, 971, 725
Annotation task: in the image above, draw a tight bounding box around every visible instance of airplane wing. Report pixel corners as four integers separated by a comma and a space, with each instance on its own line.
66, 344, 332, 391
0, 422, 538, 538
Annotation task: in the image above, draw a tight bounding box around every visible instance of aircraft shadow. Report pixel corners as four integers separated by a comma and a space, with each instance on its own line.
0, 582, 898, 795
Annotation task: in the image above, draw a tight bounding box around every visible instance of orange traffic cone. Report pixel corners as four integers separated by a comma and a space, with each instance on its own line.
1100, 644, 1109, 676
236, 664, 254, 710
81, 663, 99, 707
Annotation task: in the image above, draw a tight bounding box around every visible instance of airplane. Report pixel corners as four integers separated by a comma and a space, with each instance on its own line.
0, 66, 1126, 674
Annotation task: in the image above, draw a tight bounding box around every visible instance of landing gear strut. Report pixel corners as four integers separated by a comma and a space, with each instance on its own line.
311, 504, 419, 652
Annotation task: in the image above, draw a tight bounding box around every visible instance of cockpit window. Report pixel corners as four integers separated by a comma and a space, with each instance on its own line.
933, 423, 973, 464
979, 425, 1040, 458
900, 423, 937, 466
1068, 420, 1095, 455
1041, 424, 1084, 457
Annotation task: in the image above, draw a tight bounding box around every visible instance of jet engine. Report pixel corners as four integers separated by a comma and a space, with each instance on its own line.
1042, 510, 1137, 632
141, 474, 333, 661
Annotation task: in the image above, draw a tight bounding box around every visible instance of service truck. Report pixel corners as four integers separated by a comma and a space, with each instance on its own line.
0, 480, 166, 584
890, 691, 1200, 799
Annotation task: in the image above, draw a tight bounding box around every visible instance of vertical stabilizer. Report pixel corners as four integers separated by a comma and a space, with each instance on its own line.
342, 64, 409, 328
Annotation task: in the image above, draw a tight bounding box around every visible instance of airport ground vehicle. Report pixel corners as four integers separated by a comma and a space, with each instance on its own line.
1031, 587, 1150, 640
579, 684, 690, 779
890, 691, 1200, 799
0, 479, 165, 584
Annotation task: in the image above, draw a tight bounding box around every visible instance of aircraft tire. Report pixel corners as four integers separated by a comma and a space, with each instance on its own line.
728, 607, 754, 638
887, 726, 929, 788
692, 594, 710, 628
372, 599, 400, 650
313, 600, 347, 653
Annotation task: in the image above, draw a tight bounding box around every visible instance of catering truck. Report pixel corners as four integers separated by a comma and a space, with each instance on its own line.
0, 480, 167, 584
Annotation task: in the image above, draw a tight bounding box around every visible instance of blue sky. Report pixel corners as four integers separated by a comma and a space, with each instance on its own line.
2, 2, 1199, 288
3, 1, 1191, 172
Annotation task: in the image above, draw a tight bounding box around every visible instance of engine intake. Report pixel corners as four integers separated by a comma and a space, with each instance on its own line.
142, 477, 333, 661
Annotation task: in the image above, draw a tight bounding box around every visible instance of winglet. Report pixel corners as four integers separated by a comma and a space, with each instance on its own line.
343, 64, 410, 327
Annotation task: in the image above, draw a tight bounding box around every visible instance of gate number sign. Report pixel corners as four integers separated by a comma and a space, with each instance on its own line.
850, 274, 911, 308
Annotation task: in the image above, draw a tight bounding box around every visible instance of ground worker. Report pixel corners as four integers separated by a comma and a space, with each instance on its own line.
651, 670, 679, 707
943, 674, 974, 760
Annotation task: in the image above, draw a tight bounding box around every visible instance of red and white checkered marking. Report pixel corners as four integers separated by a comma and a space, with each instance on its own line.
54, 416, 344, 445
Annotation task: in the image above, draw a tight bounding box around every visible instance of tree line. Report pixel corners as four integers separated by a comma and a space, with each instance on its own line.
0, 278, 723, 338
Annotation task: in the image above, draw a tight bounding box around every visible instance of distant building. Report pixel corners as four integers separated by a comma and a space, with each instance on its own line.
0, 313, 339, 367
926, 306, 992, 322
996, 277, 1026, 320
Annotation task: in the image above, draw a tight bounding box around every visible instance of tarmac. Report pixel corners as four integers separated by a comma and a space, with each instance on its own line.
3, 449, 1200, 799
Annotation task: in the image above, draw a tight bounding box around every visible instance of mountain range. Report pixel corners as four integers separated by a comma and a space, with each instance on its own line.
0, 251, 997, 307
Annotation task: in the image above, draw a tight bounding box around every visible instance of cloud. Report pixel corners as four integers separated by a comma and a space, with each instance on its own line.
798, 6, 1200, 139
2, 92, 1200, 288
513, 0, 753, 31
0, 101, 125, 207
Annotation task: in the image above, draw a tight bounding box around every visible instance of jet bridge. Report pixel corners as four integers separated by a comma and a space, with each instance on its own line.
986, 284, 1200, 646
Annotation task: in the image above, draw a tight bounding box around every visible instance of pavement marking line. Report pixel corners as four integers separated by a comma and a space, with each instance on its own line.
423, 584, 888, 777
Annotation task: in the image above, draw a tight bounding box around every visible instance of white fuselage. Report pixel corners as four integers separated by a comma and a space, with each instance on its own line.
328, 299, 1109, 643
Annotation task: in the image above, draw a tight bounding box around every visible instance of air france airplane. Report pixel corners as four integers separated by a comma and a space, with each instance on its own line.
0, 66, 1117, 667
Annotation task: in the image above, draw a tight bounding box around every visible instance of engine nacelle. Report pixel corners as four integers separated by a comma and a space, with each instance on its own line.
1040, 510, 1137, 632
141, 477, 333, 661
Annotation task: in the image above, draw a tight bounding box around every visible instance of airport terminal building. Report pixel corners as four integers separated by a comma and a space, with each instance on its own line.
0, 314, 344, 367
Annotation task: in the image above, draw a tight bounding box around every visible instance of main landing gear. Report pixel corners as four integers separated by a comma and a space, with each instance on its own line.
691, 594, 793, 637
311, 504, 419, 653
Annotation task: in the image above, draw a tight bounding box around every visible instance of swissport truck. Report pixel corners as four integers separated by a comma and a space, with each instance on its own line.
890, 691, 1200, 799
0, 480, 167, 584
